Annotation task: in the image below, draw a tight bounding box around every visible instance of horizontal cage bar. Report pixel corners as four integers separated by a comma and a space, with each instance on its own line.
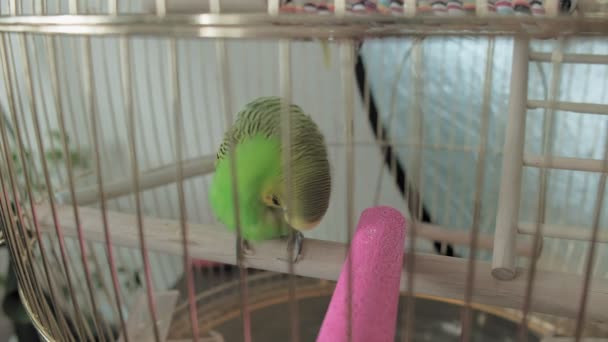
530, 51, 608, 65
528, 100, 608, 115
0, 14, 606, 38
523, 155, 607, 173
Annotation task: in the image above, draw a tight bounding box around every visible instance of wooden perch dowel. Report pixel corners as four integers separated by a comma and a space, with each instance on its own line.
53, 155, 215, 205
417, 222, 539, 258
33, 203, 608, 323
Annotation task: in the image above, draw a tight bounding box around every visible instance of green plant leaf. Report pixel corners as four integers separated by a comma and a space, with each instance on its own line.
134, 271, 141, 287
92, 272, 104, 288
45, 148, 64, 162
70, 151, 89, 168
61, 285, 70, 298
49, 130, 63, 142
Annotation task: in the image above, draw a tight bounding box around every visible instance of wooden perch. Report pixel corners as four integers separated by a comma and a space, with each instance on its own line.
50, 155, 537, 256
519, 222, 608, 243
417, 222, 539, 257
53, 155, 215, 205
33, 203, 608, 323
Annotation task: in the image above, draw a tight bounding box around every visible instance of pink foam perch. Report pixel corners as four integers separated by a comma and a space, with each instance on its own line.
316, 206, 407, 342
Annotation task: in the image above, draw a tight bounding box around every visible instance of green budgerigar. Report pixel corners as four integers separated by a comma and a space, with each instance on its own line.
209, 96, 332, 262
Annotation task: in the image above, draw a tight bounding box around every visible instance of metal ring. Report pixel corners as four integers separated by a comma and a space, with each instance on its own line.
17, 286, 55, 342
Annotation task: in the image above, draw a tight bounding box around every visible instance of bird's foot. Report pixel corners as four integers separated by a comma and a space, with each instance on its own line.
283, 231, 304, 264
239, 238, 254, 257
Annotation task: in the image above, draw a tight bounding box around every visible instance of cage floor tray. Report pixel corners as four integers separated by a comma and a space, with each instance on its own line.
168, 268, 543, 342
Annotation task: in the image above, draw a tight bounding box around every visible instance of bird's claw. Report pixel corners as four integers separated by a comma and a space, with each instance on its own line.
239, 239, 254, 257
284, 231, 304, 264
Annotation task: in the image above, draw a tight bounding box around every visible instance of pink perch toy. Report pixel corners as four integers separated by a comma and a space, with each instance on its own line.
317, 206, 407, 342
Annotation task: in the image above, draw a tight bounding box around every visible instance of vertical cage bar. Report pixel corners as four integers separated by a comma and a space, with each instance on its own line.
71, 35, 114, 342
45, 236, 97, 342
108, 0, 117, 14
97, 37, 127, 213
133, 42, 171, 221
0, 38, 51, 334
34, 31, 113, 337
156, 0, 166, 16
340, 39, 356, 342
1, 32, 87, 341
8, 0, 16, 14
185, 40, 211, 222
63, 239, 114, 340
404, 0, 417, 15
0, 162, 55, 337
7, 36, 41, 182
375, 44, 413, 207
431, 40, 448, 258
86, 243, 124, 338
0, 198, 8, 247
335, 0, 346, 16
53, 41, 84, 161
403, 37, 424, 342
78, 35, 130, 342
0, 179, 12, 249
120, 36, 162, 342
155, 40, 175, 156
0, 163, 27, 287
544, 0, 560, 15
279, 38, 301, 342
0, 174, 23, 285
0, 87, 67, 341
460, 37, 495, 342
573, 128, 608, 341
139, 38, 177, 217
68, 0, 78, 14
213, 16, 252, 340
476, 0, 490, 15
209, 0, 220, 13
28, 32, 65, 189
170, 37, 200, 342
572, 35, 608, 341
492, 37, 529, 281
268, 0, 280, 15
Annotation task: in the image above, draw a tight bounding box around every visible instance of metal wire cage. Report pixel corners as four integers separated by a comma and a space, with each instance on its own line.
1, 0, 608, 341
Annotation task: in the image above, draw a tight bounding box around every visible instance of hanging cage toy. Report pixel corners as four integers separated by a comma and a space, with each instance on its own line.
1, 0, 608, 341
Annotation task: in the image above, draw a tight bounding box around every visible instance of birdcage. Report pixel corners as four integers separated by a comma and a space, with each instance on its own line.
0, 0, 608, 341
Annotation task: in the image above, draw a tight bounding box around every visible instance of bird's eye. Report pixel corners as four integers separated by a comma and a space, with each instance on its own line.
271, 196, 280, 206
